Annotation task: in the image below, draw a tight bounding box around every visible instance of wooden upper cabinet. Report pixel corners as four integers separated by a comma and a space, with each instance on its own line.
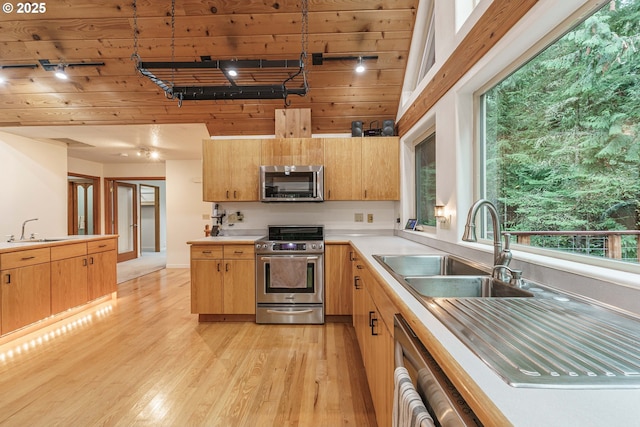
362, 137, 400, 200
323, 138, 363, 201
261, 138, 324, 165
202, 139, 262, 201
324, 137, 399, 201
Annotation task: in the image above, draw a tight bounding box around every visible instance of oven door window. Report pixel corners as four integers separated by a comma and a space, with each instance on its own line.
264, 172, 316, 199
265, 262, 315, 293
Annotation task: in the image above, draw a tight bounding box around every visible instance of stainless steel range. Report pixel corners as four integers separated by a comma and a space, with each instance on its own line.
255, 225, 324, 324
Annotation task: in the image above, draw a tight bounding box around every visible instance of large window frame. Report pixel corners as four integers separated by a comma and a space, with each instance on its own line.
476, 0, 640, 273
415, 133, 437, 228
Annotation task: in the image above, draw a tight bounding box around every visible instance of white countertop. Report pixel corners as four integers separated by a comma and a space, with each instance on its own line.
0, 235, 116, 252
343, 235, 640, 427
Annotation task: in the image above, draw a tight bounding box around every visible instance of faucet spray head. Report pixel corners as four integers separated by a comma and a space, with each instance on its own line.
462, 224, 477, 242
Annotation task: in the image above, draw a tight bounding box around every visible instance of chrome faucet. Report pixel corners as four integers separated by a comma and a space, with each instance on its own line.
462, 199, 513, 281
20, 218, 38, 240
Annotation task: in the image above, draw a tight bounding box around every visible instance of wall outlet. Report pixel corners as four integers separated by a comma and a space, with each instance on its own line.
367, 213, 374, 223
355, 213, 364, 222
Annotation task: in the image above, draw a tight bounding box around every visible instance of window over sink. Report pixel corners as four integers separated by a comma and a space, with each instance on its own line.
479, 0, 640, 271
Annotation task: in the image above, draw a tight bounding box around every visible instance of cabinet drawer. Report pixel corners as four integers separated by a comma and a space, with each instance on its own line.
1, 247, 51, 269
223, 245, 255, 259
51, 243, 87, 261
87, 239, 116, 254
191, 245, 223, 259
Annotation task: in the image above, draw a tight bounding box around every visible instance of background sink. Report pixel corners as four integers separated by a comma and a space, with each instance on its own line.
404, 275, 533, 298
374, 254, 489, 277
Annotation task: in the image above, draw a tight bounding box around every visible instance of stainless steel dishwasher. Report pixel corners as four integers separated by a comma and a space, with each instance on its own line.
394, 314, 483, 427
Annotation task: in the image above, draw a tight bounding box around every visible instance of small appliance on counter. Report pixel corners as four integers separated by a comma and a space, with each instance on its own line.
255, 225, 325, 324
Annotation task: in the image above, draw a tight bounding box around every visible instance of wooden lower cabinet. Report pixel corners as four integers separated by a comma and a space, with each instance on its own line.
87, 248, 117, 301
352, 253, 395, 427
190, 244, 255, 315
1, 262, 51, 335
51, 254, 89, 314
0, 237, 117, 337
324, 243, 353, 315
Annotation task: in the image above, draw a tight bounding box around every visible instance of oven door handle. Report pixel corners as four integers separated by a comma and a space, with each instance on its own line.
259, 256, 319, 261
266, 309, 314, 315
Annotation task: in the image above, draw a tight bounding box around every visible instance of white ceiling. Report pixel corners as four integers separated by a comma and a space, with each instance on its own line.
1, 123, 210, 164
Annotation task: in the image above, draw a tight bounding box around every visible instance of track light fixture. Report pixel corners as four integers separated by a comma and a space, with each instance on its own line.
311, 53, 378, 72
54, 64, 68, 80
38, 59, 106, 80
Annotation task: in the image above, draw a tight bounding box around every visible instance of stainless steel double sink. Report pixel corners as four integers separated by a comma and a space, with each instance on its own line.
373, 254, 533, 299
374, 253, 640, 389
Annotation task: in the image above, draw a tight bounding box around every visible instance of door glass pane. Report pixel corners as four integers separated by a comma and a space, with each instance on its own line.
117, 185, 134, 254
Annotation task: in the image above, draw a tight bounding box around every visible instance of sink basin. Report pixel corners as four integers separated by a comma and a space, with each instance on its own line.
9, 238, 70, 243
374, 254, 489, 277
404, 275, 534, 298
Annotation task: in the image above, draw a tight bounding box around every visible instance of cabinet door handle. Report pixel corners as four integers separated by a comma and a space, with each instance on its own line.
21, 256, 35, 261
328, 189, 331, 199
226, 190, 230, 199
356, 264, 364, 270
349, 251, 355, 261
234, 250, 243, 254
83, 258, 88, 267
217, 263, 221, 272
371, 318, 379, 336
202, 250, 212, 254
98, 244, 107, 248
225, 263, 229, 272
368, 310, 375, 327
233, 190, 237, 199
5, 273, 10, 285
89, 257, 94, 265
354, 276, 361, 289
364, 189, 368, 198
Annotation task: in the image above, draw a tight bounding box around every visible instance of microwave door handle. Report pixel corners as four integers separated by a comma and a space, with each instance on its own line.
312, 171, 317, 198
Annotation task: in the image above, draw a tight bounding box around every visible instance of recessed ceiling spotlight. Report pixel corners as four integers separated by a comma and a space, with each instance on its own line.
227, 69, 238, 77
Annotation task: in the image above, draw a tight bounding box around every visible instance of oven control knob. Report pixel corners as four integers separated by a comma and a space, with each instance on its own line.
318, 243, 323, 249
255, 243, 260, 249
311, 244, 316, 249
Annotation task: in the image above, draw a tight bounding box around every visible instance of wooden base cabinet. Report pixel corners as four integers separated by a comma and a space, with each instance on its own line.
190, 244, 255, 316
0, 237, 117, 337
51, 243, 89, 314
325, 243, 353, 315
1, 251, 51, 335
351, 252, 395, 427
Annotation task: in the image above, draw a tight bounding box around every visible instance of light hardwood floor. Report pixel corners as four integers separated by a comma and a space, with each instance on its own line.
0, 269, 377, 427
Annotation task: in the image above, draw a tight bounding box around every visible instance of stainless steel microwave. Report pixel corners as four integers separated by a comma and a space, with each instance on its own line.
260, 165, 324, 202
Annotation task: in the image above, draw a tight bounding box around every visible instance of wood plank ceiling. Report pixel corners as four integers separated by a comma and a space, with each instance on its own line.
0, 0, 418, 136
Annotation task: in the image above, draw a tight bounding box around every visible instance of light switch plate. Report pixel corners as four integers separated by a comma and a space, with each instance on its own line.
367, 214, 374, 223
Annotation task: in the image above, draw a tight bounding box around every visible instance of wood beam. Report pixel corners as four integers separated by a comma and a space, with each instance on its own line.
396, 0, 539, 136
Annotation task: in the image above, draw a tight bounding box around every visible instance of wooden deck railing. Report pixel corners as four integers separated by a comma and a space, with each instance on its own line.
506, 230, 640, 262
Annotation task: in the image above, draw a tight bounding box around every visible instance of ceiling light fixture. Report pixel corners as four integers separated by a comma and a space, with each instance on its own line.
312, 53, 379, 72
38, 59, 106, 80
54, 64, 68, 80
226, 68, 238, 77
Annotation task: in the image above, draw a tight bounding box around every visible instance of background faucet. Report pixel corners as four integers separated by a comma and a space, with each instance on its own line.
462, 199, 512, 278
20, 218, 38, 240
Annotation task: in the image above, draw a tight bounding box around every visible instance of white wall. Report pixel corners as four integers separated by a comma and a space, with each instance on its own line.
165, 160, 210, 268
0, 131, 68, 239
